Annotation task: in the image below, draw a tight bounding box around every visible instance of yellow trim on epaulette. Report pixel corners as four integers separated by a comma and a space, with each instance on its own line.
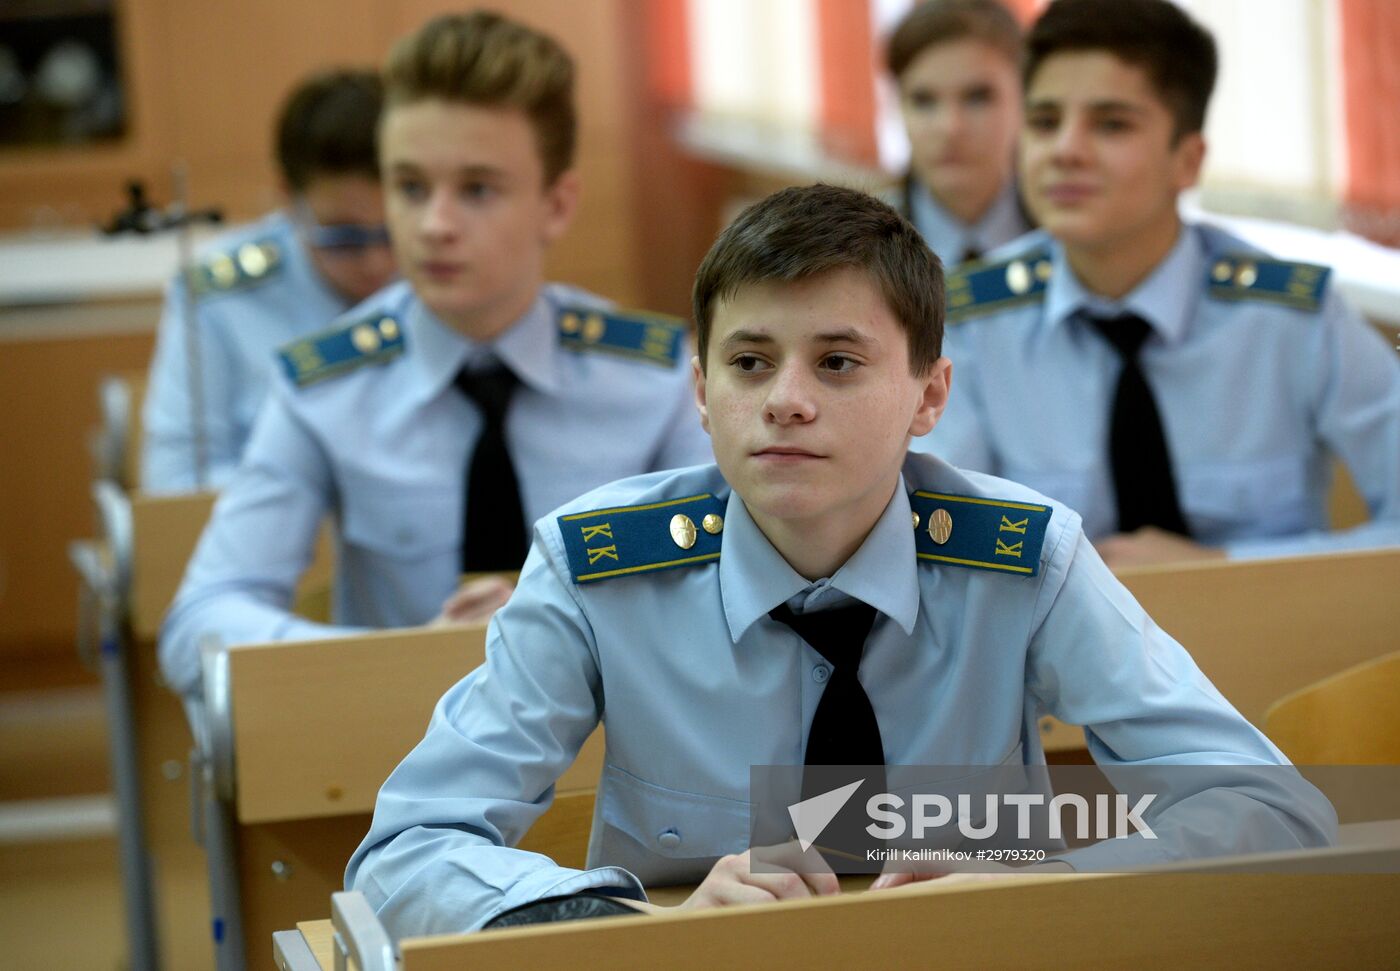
574, 552, 721, 583
278, 314, 404, 388
915, 552, 1035, 575
187, 239, 284, 297
1205, 255, 1330, 312
559, 492, 726, 583
912, 491, 1049, 512
560, 493, 713, 521
908, 488, 1052, 577
945, 253, 1053, 324
558, 306, 687, 367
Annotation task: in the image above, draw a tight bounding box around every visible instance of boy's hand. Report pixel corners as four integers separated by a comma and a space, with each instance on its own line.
429, 575, 515, 627
1095, 527, 1224, 569
679, 843, 840, 910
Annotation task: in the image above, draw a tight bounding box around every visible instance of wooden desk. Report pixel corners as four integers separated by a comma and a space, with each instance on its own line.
214, 625, 605, 970
1039, 547, 1400, 752
282, 840, 1400, 970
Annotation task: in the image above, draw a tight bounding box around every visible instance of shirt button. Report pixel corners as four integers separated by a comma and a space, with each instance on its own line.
657, 829, 682, 850
813, 665, 831, 684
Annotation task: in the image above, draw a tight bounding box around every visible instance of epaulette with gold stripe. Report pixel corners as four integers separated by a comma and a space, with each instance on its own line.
1205, 255, 1329, 311
557, 306, 686, 367
187, 238, 283, 297
277, 314, 404, 388
559, 494, 725, 584
910, 490, 1052, 577
945, 250, 1053, 324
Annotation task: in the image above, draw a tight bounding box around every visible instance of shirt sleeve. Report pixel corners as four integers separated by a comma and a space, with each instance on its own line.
344, 524, 645, 938
157, 386, 352, 699
140, 277, 244, 493
1024, 521, 1338, 869
1226, 292, 1400, 559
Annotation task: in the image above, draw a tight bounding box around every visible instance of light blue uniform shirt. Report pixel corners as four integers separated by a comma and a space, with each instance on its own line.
915, 222, 1400, 558
158, 281, 713, 699
346, 454, 1333, 938
900, 175, 1031, 270
141, 211, 348, 493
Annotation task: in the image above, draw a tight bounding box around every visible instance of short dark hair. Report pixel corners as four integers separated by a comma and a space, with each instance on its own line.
692, 184, 944, 375
384, 10, 576, 185
887, 0, 1024, 80
1025, 0, 1217, 139
275, 69, 384, 192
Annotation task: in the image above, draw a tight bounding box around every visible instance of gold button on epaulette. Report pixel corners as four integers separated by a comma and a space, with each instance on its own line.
1212, 260, 1233, 282
927, 508, 953, 545
238, 242, 270, 278
1234, 261, 1258, 288
1006, 260, 1031, 295
351, 324, 381, 354
209, 254, 237, 289
582, 313, 606, 343
702, 513, 724, 535
669, 513, 697, 550
378, 317, 399, 340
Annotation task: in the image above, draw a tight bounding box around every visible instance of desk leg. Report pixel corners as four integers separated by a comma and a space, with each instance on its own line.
195, 749, 247, 971
99, 626, 163, 971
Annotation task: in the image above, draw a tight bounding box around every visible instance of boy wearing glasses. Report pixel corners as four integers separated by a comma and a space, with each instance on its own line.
142, 69, 396, 492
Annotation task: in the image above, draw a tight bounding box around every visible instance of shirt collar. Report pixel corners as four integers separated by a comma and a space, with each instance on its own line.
910, 177, 1028, 267
719, 481, 921, 642
1043, 223, 1201, 344
402, 288, 561, 407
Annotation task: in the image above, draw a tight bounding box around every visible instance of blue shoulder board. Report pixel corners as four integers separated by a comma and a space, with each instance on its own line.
909, 490, 1052, 577
187, 238, 283, 297
1206, 255, 1329, 311
945, 250, 1053, 323
559, 493, 726, 583
557, 306, 686, 367
278, 314, 405, 388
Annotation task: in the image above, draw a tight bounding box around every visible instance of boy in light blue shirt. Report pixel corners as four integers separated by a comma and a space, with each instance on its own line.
913, 0, 1400, 566
347, 183, 1332, 938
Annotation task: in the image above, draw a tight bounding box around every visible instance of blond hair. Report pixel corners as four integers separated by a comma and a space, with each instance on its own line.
384, 10, 576, 184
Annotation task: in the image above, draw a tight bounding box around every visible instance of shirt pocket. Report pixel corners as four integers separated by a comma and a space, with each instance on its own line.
1179, 454, 1312, 542
598, 763, 750, 868
338, 467, 461, 560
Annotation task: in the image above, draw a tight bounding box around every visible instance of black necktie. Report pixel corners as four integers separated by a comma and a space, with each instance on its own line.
959, 244, 983, 266
454, 365, 528, 571
1085, 313, 1190, 536
770, 600, 883, 779
771, 600, 883, 868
